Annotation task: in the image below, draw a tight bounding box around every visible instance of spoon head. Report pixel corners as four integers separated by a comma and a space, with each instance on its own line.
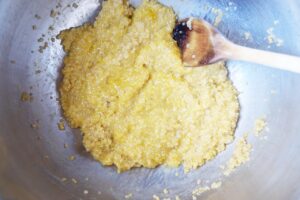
173, 18, 219, 67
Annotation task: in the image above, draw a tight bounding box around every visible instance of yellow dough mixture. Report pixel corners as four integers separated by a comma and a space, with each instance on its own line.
59, 0, 239, 172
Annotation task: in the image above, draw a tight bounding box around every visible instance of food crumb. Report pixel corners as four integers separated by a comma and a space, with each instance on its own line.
32, 25, 37, 30
192, 186, 210, 196
211, 181, 222, 189
83, 190, 89, 195
175, 196, 181, 200
61, 177, 67, 182
98, 191, 102, 195
244, 32, 252, 40
266, 27, 284, 47
56, 3, 62, 8
72, 3, 79, 8
224, 136, 252, 176
153, 195, 160, 200
37, 38, 44, 43
68, 155, 76, 161
57, 119, 65, 131
211, 8, 223, 26
71, 178, 78, 184
20, 92, 33, 102
254, 118, 267, 136
163, 189, 168, 194
50, 9, 57, 18
125, 193, 133, 199
196, 179, 201, 185
38, 42, 48, 53
64, 143, 69, 148
31, 122, 39, 129
34, 14, 41, 19
175, 172, 179, 176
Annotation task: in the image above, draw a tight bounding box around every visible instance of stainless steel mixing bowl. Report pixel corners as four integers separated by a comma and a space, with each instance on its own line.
1, 0, 300, 199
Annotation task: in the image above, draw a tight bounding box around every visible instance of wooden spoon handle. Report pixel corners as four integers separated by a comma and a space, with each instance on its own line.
227, 43, 300, 73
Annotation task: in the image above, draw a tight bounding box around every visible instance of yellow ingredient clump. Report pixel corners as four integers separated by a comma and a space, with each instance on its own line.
254, 118, 267, 136
224, 136, 252, 176
59, 0, 239, 172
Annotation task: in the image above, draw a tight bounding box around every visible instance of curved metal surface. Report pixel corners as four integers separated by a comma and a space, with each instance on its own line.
1, 0, 300, 199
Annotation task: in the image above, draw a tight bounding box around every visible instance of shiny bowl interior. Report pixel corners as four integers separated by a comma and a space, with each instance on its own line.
1, 0, 300, 199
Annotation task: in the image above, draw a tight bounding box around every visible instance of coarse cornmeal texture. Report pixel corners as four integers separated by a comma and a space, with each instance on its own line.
59, 0, 239, 172
224, 136, 251, 176
254, 118, 267, 136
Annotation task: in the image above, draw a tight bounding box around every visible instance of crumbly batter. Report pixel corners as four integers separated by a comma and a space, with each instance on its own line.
254, 118, 267, 136
59, 0, 239, 172
224, 136, 252, 176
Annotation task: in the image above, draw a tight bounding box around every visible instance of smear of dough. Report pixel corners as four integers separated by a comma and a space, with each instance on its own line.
254, 118, 267, 136
224, 136, 252, 176
266, 27, 284, 47
192, 186, 210, 197
211, 181, 222, 189
59, 0, 239, 172
192, 181, 222, 199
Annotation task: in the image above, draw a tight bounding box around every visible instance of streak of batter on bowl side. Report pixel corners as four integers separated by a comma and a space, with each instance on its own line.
59, 0, 240, 172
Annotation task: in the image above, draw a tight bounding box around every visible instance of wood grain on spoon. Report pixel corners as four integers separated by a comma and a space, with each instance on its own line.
173, 18, 300, 73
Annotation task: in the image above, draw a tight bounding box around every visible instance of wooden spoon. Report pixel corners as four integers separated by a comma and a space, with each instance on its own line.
173, 18, 300, 73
